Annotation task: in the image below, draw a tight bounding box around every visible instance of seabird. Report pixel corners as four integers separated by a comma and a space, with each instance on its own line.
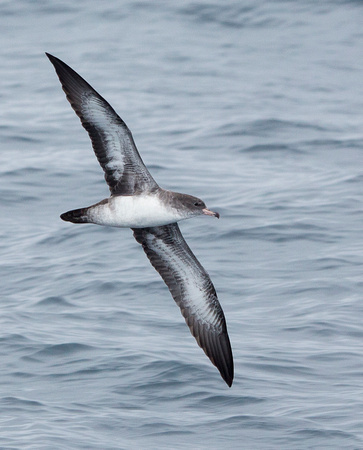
46, 53, 234, 387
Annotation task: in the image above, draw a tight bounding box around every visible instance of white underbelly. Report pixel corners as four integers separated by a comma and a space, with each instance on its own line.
88, 195, 183, 228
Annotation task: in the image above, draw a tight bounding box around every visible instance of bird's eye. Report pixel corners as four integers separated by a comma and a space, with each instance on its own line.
194, 201, 202, 207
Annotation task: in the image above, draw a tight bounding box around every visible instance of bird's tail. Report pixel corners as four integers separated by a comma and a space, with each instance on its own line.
60, 207, 90, 224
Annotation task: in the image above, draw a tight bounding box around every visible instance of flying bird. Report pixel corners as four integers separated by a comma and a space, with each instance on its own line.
46, 53, 233, 386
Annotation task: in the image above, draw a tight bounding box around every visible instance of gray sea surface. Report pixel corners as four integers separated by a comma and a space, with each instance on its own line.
1, 0, 363, 448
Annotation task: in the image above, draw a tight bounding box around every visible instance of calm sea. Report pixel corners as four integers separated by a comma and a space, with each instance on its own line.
1, 0, 363, 448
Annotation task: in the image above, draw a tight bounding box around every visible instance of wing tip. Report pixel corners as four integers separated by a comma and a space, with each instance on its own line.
218, 353, 234, 387
222, 365, 234, 387
212, 330, 234, 387
45, 52, 58, 65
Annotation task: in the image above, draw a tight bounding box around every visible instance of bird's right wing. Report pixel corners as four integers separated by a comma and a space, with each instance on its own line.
46, 53, 158, 196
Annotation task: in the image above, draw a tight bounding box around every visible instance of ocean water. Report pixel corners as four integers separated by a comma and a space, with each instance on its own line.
1, 0, 363, 448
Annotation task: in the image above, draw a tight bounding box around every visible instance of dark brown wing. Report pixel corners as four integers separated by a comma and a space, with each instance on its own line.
133, 223, 233, 387
46, 53, 158, 196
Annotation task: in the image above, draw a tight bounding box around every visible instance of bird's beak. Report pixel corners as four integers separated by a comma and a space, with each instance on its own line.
202, 208, 220, 219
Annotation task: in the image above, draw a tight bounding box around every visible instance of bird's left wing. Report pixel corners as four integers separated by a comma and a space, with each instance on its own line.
132, 223, 234, 386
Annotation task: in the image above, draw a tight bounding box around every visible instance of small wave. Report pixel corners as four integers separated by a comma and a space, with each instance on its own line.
2, 167, 46, 177
0, 396, 44, 408
242, 143, 296, 153
214, 118, 328, 139
221, 221, 333, 243
32, 343, 95, 358
293, 427, 356, 441
195, 394, 264, 408
245, 119, 327, 137
0, 333, 35, 347
179, 3, 281, 29
34, 296, 75, 309
297, 138, 363, 151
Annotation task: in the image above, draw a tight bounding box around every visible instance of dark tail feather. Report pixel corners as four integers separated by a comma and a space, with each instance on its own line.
60, 207, 89, 223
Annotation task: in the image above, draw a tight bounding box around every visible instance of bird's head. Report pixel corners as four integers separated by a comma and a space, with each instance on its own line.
174, 193, 220, 219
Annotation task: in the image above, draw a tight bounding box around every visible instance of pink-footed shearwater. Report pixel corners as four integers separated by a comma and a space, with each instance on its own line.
46, 53, 234, 387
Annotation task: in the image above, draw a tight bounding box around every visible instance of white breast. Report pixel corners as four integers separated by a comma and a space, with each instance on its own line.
87, 194, 184, 228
